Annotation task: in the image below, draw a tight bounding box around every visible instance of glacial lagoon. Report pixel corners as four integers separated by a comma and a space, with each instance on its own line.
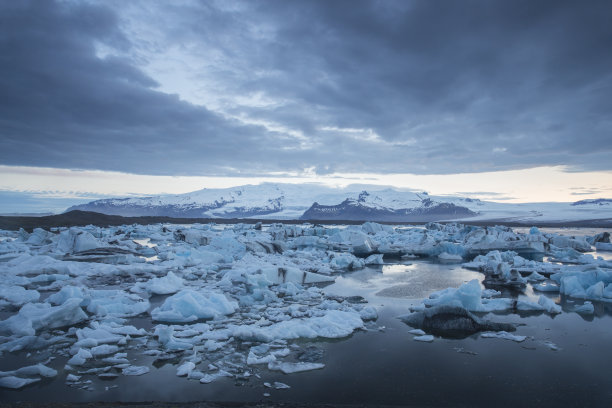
1, 224, 612, 407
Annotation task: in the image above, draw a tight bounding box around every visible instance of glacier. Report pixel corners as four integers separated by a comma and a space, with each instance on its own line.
63, 182, 612, 224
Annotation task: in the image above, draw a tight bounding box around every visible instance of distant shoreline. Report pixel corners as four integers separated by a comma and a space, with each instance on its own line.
1, 210, 610, 232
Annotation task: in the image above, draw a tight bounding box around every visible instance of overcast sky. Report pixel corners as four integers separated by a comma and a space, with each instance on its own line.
1, 0, 611, 211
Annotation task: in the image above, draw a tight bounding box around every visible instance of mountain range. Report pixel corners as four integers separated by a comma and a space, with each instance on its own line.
67, 183, 612, 223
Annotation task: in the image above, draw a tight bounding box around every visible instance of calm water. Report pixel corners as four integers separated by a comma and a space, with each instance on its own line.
2, 253, 612, 406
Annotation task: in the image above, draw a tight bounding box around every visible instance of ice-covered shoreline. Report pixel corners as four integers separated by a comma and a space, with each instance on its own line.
0, 221, 611, 393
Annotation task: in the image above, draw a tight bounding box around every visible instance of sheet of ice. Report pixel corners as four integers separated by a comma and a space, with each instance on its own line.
481, 331, 526, 342
91, 344, 119, 357
413, 335, 434, 342
176, 362, 196, 377
231, 310, 364, 342
136, 271, 184, 295
122, 366, 150, 376
0, 286, 40, 306
0, 376, 40, 389
267, 361, 325, 374
14, 364, 57, 378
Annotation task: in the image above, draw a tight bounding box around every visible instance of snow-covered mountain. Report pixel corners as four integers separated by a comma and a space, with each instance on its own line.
66, 183, 612, 223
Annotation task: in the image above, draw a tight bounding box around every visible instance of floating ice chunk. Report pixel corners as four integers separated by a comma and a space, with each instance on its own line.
176, 362, 196, 377
364, 254, 384, 265
329, 253, 365, 270
604, 284, 612, 299
424, 280, 483, 311
516, 300, 545, 312
151, 289, 238, 323
49, 287, 149, 318
247, 351, 276, 365
408, 329, 426, 335
527, 271, 546, 282
145, 271, 184, 295
586, 281, 604, 299
15, 364, 57, 378
274, 382, 291, 389
188, 370, 205, 380
574, 302, 594, 315
538, 296, 562, 314
595, 242, 612, 251
438, 252, 463, 261
481, 331, 526, 342
267, 361, 325, 374
482, 289, 501, 298
0, 298, 87, 336
47, 286, 86, 305
359, 306, 378, 321
560, 276, 587, 299
66, 374, 81, 382
533, 283, 560, 293
122, 365, 149, 376
86, 290, 150, 318
25, 228, 54, 245
540, 340, 560, 351
57, 228, 100, 253
76, 327, 123, 344
232, 310, 364, 342
199, 374, 215, 384
0, 286, 40, 306
0, 376, 40, 389
180, 229, 211, 246
91, 344, 119, 357
208, 235, 246, 261
258, 266, 335, 285
67, 348, 93, 366
154, 326, 193, 350
328, 230, 375, 255
413, 335, 434, 342
102, 354, 129, 365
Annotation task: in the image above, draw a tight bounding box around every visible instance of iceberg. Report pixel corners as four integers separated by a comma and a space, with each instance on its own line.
151, 289, 238, 323
399, 305, 516, 338
0, 298, 88, 336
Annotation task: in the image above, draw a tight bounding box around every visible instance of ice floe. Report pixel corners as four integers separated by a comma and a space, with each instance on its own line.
0, 221, 610, 392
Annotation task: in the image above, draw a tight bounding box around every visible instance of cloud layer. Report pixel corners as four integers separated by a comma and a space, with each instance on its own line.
1, 0, 611, 176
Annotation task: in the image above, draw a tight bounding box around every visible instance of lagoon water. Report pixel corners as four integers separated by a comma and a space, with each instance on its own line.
2, 230, 612, 407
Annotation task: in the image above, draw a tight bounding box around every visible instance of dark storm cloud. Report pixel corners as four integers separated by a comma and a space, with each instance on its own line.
1, 0, 611, 175
0, 0, 305, 175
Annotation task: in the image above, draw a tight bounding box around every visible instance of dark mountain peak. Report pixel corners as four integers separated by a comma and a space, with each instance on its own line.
572, 198, 612, 206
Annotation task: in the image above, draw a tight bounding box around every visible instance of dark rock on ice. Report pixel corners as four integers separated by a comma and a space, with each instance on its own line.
398, 305, 516, 339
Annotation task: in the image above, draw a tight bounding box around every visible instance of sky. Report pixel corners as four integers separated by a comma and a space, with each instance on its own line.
1, 0, 611, 213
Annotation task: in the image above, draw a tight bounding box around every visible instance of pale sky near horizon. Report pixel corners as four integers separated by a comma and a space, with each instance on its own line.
1, 165, 611, 214
1, 1, 611, 212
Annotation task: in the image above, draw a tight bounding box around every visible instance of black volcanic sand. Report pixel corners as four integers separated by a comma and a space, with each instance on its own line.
1, 210, 611, 232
